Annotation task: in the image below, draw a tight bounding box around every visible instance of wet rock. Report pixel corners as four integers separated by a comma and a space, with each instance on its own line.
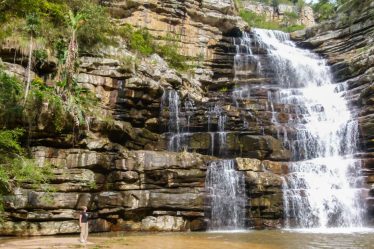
236, 158, 263, 171
189, 218, 207, 231
140, 216, 187, 231
245, 171, 283, 187
262, 160, 289, 174
240, 135, 291, 161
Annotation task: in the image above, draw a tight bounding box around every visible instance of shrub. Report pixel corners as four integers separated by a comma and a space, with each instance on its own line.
313, 0, 336, 21
0, 0, 113, 56
0, 128, 53, 194
156, 34, 190, 71
75, 0, 113, 51
119, 24, 155, 56
0, 70, 23, 127
239, 10, 305, 32
119, 24, 190, 71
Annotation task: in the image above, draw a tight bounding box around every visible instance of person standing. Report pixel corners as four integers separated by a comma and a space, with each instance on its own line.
79, 206, 89, 243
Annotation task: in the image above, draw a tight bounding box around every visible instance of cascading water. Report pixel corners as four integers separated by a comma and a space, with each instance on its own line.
162, 89, 193, 152
205, 160, 246, 230
161, 90, 246, 231
250, 28, 366, 229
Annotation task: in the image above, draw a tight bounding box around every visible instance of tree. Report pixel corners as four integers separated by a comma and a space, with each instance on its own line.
65, 10, 85, 89
312, 0, 336, 21
23, 13, 40, 105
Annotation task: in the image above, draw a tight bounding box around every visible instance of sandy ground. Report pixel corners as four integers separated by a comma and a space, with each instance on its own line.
0, 233, 276, 249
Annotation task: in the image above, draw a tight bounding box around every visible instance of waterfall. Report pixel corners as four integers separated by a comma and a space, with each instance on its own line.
232, 32, 258, 106
162, 90, 246, 230
250, 28, 365, 229
162, 89, 192, 152
205, 160, 246, 230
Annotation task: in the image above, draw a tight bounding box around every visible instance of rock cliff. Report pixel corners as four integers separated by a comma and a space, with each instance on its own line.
0, 0, 285, 235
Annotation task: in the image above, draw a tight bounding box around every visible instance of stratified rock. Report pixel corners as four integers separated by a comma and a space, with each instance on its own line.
0, 221, 80, 236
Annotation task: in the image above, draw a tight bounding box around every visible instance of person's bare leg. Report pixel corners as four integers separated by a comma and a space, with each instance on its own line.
84, 223, 89, 242
80, 224, 85, 243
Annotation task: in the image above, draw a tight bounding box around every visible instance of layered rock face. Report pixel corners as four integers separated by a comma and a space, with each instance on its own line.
0, 0, 286, 235
104, 0, 246, 82
2, 148, 214, 235
291, 0, 374, 224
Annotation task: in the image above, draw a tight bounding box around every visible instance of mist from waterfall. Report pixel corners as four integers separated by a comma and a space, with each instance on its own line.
250, 28, 366, 229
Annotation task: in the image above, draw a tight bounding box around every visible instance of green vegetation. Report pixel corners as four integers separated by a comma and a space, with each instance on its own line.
247, 0, 305, 7
239, 9, 305, 32
0, 127, 53, 218
219, 87, 229, 93
235, 0, 306, 32
0, 128, 53, 193
157, 34, 190, 71
0, 63, 98, 216
0, 71, 23, 126
0, 0, 112, 53
244, 0, 361, 24
1, 0, 192, 73
311, 0, 361, 22
119, 24, 191, 71
26, 77, 98, 131
312, 0, 337, 21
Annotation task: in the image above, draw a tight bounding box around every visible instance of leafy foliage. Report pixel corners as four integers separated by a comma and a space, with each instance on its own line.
239, 10, 305, 32
26, 77, 98, 132
0, 70, 23, 127
235, 0, 306, 32
0, 128, 53, 194
119, 24, 155, 56
0, 66, 99, 216
156, 34, 191, 71
0, 129, 24, 156
311, 0, 361, 22
312, 0, 336, 21
119, 24, 191, 71
244, 0, 305, 6
76, 1, 113, 51
0, 0, 112, 53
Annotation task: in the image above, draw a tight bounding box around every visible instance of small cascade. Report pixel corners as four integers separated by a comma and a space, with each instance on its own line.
184, 97, 195, 132
205, 160, 246, 230
162, 89, 184, 151
233, 33, 255, 107
207, 104, 228, 156
162, 89, 231, 157
161, 89, 196, 152
251, 28, 366, 229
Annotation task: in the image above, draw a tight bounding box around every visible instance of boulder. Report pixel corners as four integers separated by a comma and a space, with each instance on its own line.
140, 216, 187, 231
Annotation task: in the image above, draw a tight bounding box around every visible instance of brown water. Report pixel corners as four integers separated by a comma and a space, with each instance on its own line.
1, 230, 374, 249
